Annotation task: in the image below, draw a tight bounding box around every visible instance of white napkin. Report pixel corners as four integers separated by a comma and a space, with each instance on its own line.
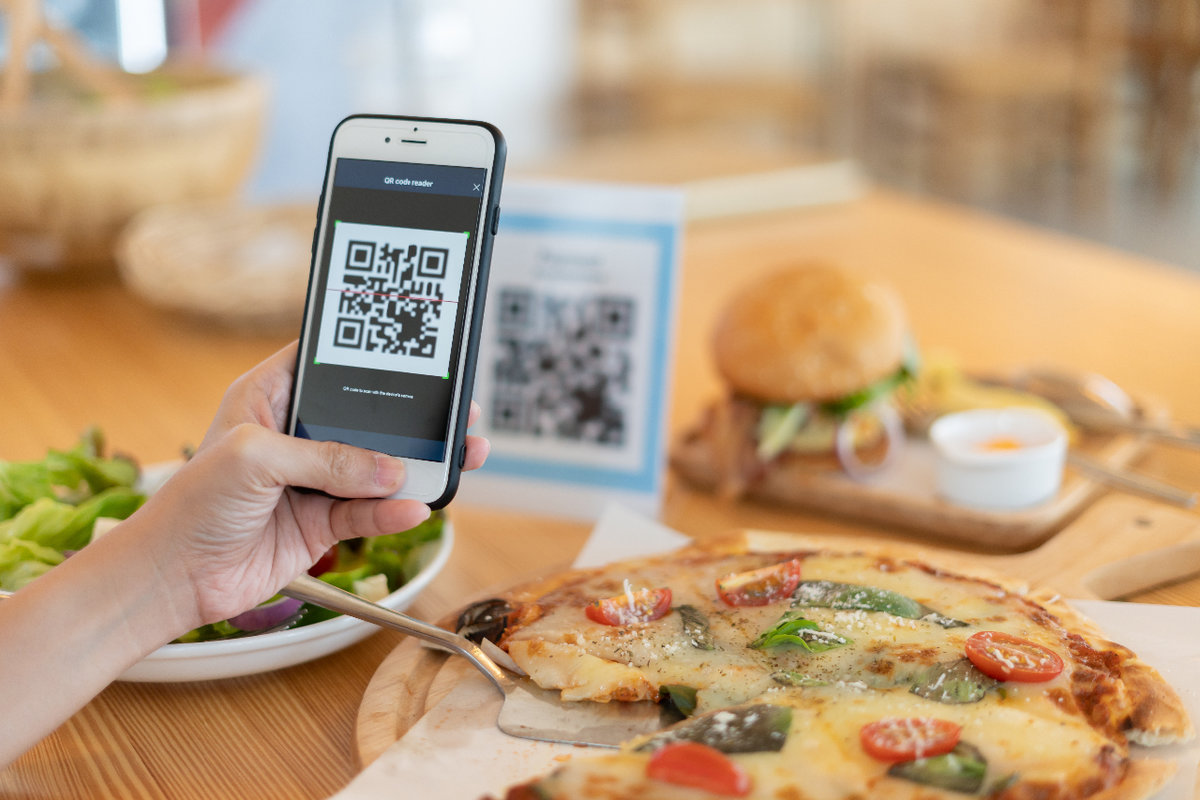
333, 508, 1200, 800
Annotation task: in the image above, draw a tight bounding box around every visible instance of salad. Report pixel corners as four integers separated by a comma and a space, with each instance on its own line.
1, 430, 444, 643
0, 428, 143, 590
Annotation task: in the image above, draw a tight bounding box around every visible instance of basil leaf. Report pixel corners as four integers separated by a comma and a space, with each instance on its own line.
676, 604, 715, 650
639, 704, 793, 754
751, 611, 850, 652
910, 659, 1000, 705
888, 742, 988, 794
771, 670, 828, 687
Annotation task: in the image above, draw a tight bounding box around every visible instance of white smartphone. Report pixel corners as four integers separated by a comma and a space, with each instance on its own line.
286, 115, 505, 508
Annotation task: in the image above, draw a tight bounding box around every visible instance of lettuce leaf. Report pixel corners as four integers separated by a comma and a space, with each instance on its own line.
0, 428, 138, 516
0, 430, 145, 592
0, 538, 65, 590
0, 488, 144, 552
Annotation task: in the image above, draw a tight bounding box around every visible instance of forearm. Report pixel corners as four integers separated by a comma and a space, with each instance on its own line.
0, 511, 195, 766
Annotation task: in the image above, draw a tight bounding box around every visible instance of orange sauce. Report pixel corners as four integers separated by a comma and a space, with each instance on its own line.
978, 436, 1024, 452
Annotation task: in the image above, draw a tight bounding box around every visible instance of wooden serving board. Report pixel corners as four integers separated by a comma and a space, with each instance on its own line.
355, 495, 1200, 767
671, 418, 1159, 550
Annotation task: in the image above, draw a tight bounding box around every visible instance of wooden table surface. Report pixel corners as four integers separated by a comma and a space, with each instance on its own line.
2, 188, 1199, 799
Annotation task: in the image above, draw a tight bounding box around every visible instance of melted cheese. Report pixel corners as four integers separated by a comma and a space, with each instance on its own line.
499, 550, 1147, 799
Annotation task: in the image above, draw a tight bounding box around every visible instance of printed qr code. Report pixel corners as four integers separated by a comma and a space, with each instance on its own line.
316, 221, 467, 378
490, 287, 635, 445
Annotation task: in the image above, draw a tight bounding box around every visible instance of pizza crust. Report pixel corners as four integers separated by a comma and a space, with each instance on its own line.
1087, 759, 1177, 800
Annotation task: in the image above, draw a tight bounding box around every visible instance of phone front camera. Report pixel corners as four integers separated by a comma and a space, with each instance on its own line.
385, 136, 391, 143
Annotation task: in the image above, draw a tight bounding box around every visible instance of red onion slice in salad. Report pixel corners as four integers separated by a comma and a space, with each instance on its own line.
835, 402, 904, 480
228, 596, 304, 632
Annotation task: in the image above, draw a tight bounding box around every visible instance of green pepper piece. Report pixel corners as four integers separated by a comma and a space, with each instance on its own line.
793, 580, 967, 628
887, 742, 988, 794
639, 704, 793, 754
658, 684, 699, 718
676, 604, 716, 650
771, 670, 828, 687
910, 659, 1000, 705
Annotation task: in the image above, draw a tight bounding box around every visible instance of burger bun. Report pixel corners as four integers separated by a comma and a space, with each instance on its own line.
713, 264, 907, 404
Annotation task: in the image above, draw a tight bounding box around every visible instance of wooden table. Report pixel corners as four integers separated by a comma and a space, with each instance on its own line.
2, 189, 1199, 799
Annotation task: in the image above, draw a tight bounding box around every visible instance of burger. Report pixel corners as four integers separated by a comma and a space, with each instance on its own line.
672, 263, 916, 499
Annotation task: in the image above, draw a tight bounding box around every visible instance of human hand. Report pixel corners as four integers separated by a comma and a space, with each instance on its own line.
200, 341, 490, 470
0, 341, 494, 766
140, 342, 489, 628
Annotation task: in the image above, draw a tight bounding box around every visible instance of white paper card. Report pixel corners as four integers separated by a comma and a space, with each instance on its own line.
457, 180, 683, 520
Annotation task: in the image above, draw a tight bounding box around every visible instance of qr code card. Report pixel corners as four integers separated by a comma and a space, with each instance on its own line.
316, 221, 468, 378
461, 180, 683, 520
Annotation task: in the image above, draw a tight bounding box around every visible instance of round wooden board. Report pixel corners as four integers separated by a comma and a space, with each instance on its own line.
354, 496, 1200, 767
356, 629, 452, 767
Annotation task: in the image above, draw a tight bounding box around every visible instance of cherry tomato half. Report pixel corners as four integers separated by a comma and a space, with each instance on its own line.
646, 742, 752, 797
716, 558, 802, 606
585, 586, 672, 626
964, 631, 1065, 683
859, 717, 962, 762
307, 545, 338, 577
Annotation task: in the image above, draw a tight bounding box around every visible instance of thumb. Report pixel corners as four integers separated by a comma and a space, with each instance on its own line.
219, 424, 406, 498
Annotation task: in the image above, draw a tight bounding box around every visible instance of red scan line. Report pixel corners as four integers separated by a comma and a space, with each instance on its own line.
330, 288, 458, 304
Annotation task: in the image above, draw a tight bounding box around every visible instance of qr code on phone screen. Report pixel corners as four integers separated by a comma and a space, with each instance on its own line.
334, 239, 446, 357
490, 287, 635, 445
316, 221, 467, 378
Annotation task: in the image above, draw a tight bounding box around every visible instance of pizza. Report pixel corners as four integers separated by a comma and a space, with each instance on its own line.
458, 536, 1193, 800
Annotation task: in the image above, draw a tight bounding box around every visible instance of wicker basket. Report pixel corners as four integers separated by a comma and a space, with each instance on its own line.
117, 200, 314, 331
0, 64, 266, 278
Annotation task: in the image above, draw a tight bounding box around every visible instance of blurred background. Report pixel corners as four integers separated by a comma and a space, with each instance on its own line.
1, 0, 1198, 289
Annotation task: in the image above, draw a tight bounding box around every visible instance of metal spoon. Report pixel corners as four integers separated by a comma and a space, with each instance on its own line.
1015, 369, 1200, 450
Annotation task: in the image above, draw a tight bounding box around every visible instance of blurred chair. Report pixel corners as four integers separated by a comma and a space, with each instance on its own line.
857, 1, 1126, 212
1122, 0, 1200, 198
567, 0, 838, 180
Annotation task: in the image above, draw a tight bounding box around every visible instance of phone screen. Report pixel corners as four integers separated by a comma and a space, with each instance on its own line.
293, 157, 489, 462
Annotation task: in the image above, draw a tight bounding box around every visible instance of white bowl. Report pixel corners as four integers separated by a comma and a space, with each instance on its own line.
118, 522, 453, 682
929, 408, 1067, 510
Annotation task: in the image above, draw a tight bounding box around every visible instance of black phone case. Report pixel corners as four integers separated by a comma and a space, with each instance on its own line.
287, 114, 507, 509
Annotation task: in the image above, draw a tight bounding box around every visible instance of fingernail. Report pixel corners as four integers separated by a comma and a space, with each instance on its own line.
373, 455, 406, 489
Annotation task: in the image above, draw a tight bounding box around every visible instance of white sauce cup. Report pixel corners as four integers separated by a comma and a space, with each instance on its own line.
929, 408, 1068, 510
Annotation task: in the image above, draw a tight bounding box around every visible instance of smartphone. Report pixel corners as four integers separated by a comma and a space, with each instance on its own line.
287, 114, 505, 508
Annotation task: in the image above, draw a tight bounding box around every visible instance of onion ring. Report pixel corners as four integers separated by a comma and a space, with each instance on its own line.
835, 401, 904, 480
228, 596, 304, 632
